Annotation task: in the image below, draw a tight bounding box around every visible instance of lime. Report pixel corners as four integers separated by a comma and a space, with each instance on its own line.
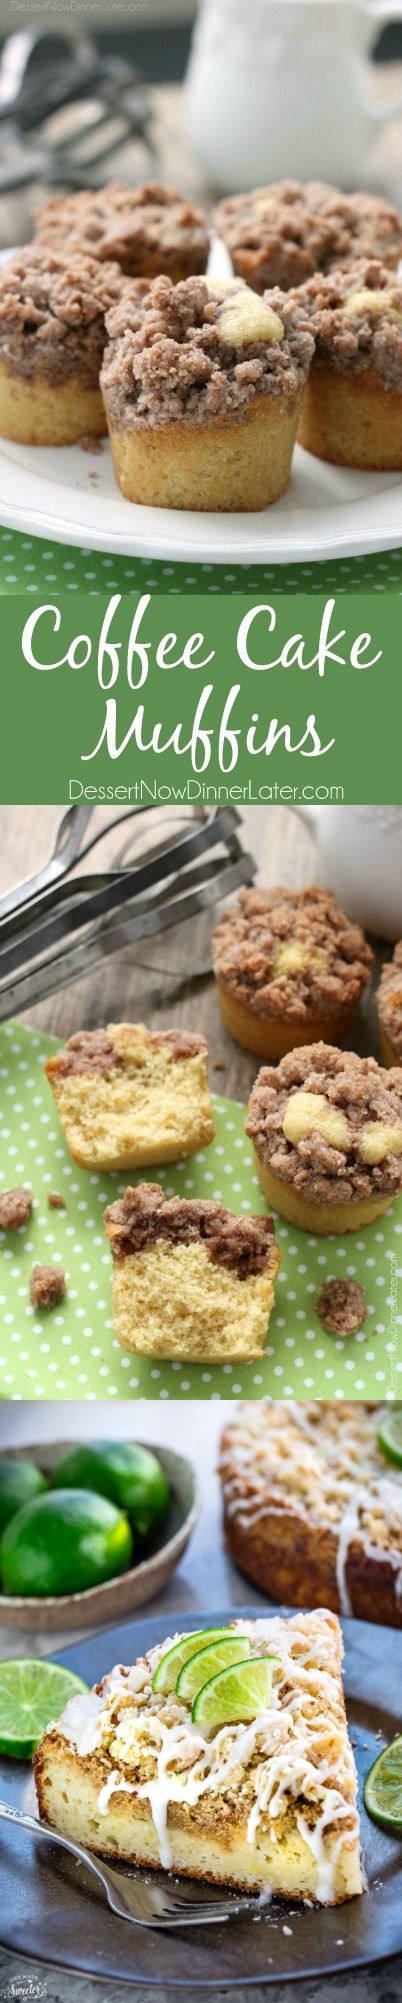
0, 1457, 47, 1533
51, 1440, 170, 1544
152, 1628, 236, 1695
378, 1409, 402, 1469
177, 1635, 251, 1702
0, 1488, 133, 1598
363, 1736, 402, 1831
192, 1654, 281, 1728
0, 1658, 89, 1759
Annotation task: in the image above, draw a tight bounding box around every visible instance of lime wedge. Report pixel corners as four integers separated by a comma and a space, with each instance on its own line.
192, 1653, 281, 1728
363, 1736, 402, 1832
152, 1628, 235, 1695
378, 1408, 402, 1469
177, 1635, 251, 1702
0, 1659, 89, 1760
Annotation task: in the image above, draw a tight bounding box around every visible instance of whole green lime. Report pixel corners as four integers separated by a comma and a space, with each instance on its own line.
0, 1487, 133, 1598
51, 1440, 170, 1545
0, 1456, 47, 1533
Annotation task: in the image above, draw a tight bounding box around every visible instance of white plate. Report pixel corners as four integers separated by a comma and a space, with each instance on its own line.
0, 241, 401, 564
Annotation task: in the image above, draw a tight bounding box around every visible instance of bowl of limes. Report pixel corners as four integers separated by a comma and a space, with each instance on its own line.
0, 1438, 199, 1629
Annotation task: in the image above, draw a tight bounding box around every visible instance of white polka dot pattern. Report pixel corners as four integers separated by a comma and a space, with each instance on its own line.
1, 531, 402, 596
0, 1020, 401, 1403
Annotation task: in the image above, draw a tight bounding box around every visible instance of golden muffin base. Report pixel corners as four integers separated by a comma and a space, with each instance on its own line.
111, 1234, 280, 1362
378, 1021, 401, 1070
253, 1149, 394, 1234
216, 982, 357, 1061
105, 390, 303, 512
221, 1484, 402, 1628
34, 1713, 362, 1904
298, 362, 402, 469
0, 358, 106, 445
45, 1028, 214, 1171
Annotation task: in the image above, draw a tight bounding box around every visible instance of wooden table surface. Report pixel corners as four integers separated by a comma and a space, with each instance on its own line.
0, 803, 388, 1097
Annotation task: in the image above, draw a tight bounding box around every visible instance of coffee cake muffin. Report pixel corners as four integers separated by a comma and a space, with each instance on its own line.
36, 180, 209, 284
214, 181, 402, 294
45, 1024, 214, 1171
377, 944, 402, 1069
211, 886, 372, 1060
246, 1042, 402, 1233
219, 1401, 402, 1626
0, 245, 121, 444
100, 273, 314, 510
296, 259, 402, 467
104, 1183, 280, 1362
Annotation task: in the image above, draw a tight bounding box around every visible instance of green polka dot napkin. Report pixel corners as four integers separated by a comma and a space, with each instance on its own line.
0, 1021, 401, 1405
1, 529, 402, 596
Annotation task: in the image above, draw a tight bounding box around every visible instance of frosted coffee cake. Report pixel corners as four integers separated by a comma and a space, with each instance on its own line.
219, 1401, 402, 1626
34, 1609, 362, 1905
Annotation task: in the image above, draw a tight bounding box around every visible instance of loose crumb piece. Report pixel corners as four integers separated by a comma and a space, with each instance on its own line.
47, 1192, 66, 1210
0, 1186, 32, 1231
30, 1263, 66, 1310
315, 1277, 367, 1336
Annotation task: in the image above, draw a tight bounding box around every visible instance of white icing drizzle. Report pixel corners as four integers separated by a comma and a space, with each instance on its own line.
54, 1610, 360, 1902
219, 1402, 402, 1616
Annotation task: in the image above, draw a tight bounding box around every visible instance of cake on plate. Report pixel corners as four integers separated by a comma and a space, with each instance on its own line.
100, 273, 314, 511
36, 180, 209, 283
0, 246, 120, 444
377, 944, 402, 1070
296, 258, 402, 468
34, 1608, 362, 1904
45, 1023, 214, 1170
219, 1401, 402, 1625
214, 181, 402, 293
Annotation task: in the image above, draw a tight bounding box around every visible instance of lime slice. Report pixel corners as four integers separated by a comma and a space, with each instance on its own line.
0, 1659, 89, 1760
192, 1653, 281, 1728
177, 1635, 251, 1702
152, 1628, 236, 1695
378, 1409, 402, 1469
363, 1736, 402, 1832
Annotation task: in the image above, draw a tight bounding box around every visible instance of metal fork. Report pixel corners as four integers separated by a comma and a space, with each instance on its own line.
0, 1800, 262, 1929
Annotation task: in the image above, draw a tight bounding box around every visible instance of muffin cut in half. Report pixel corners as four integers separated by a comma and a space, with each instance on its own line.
219, 1401, 402, 1626
103, 1182, 280, 1362
100, 273, 314, 511
214, 180, 402, 295
0, 246, 121, 444
36, 179, 209, 283
45, 1024, 214, 1170
246, 1042, 402, 1234
296, 258, 402, 468
33, 1608, 362, 1904
377, 944, 402, 1069
211, 885, 373, 1060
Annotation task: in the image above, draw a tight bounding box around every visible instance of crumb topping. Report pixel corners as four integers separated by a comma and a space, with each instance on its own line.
212, 886, 372, 1019
46, 1023, 208, 1080
100, 273, 314, 429
0, 1186, 32, 1230
296, 259, 402, 387
0, 245, 121, 384
30, 1263, 66, 1309
315, 1278, 367, 1336
50, 1606, 359, 1899
245, 1043, 402, 1202
378, 943, 402, 1057
104, 1181, 276, 1278
36, 180, 209, 279
214, 181, 402, 291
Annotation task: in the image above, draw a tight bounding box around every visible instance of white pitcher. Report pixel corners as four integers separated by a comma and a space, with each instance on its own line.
185, 0, 402, 192
293, 805, 402, 938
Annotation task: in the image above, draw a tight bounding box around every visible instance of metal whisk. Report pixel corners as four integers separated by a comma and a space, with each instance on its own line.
0, 26, 156, 197
0, 804, 255, 1018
